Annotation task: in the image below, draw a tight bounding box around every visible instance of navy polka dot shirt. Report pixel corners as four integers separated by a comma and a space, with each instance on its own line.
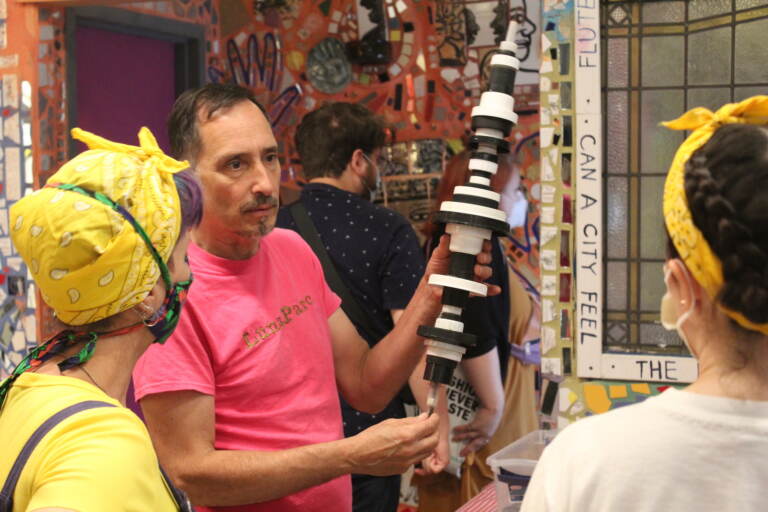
276, 183, 425, 434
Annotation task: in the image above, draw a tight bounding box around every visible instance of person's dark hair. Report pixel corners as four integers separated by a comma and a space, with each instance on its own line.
295, 102, 387, 180
676, 124, 768, 325
168, 83, 268, 160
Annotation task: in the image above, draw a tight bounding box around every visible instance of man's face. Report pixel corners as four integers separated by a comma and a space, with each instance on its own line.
194, 100, 281, 246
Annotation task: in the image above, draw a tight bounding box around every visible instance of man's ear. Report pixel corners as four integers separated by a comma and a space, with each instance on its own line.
348, 148, 368, 177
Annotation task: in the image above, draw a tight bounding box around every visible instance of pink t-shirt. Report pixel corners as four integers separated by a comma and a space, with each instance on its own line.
133, 229, 349, 512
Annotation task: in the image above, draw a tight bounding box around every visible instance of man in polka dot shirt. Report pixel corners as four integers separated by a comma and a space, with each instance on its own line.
276, 102, 441, 512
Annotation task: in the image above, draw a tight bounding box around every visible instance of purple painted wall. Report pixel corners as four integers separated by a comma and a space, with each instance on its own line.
75, 25, 176, 153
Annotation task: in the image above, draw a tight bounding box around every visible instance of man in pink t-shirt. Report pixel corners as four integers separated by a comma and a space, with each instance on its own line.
133, 84, 495, 512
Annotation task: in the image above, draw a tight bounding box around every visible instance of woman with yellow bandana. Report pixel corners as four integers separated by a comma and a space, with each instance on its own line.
521, 96, 768, 512
0, 127, 202, 512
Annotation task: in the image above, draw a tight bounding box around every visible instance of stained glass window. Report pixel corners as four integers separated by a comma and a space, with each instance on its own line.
601, 0, 768, 352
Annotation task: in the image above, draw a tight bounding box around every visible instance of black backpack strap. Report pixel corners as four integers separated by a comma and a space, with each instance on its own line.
0, 400, 116, 512
289, 201, 381, 339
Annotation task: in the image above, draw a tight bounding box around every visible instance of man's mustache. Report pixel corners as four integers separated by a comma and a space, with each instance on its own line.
240, 195, 278, 213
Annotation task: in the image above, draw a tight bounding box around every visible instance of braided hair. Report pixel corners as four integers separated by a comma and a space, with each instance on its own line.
678, 124, 768, 327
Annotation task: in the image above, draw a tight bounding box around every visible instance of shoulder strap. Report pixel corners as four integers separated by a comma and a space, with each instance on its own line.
0, 400, 192, 512
289, 201, 381, 339
0, 400, 116, 512
159, 466, 194, 512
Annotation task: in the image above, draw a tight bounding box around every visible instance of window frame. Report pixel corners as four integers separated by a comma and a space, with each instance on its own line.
573, 1, 698, 384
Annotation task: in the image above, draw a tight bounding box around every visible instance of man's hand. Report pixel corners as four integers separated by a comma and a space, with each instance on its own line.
347, 413, 440, 476
425, 235, 501, 297
452, 404, 503, 456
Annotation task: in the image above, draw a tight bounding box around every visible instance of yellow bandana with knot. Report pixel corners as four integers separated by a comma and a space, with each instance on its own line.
10, 127, 189, 326
662, 95, 768, 334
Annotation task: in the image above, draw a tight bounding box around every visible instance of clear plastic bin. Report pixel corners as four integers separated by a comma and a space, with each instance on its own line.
486, 429, 558, 511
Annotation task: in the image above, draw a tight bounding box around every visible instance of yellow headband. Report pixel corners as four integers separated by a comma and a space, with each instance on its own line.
662, 95, 768, 334
10, 127, 189, 325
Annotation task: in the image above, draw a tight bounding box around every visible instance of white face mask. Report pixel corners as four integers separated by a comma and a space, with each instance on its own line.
499, 181, 528, 229
660, 262, 696, 354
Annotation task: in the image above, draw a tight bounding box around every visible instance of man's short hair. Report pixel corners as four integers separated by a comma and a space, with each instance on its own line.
295, 102, 387, 180
168, 83, 268, 161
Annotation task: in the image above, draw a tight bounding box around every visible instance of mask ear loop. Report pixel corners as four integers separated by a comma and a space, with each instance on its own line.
668, 260, 698, 350
675, 261, 697, 315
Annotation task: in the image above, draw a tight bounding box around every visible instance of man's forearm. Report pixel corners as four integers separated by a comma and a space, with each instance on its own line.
355, 279, 440, 410
173, 438, 356, 506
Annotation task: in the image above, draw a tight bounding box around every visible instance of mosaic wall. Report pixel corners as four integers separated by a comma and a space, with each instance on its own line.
37, 8, 67, 187
0, 0, 222, 373
0, 0, 38, 377
206, 1, 540, 173
579, 380, 673, 415
204, 0, 544, 322
536, 0, 576, 425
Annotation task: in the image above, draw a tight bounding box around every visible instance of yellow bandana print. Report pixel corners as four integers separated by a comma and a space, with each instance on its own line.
662, 95, 768, 334
10, 127, 189, 325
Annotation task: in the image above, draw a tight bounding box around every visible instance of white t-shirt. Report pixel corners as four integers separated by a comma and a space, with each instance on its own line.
521, 388, 768, 512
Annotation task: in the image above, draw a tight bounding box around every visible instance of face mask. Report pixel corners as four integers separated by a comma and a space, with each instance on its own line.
362, 153, 383, 202
499, 179, 528, 228
660, 262, 696, 353
144, 275, 193, 344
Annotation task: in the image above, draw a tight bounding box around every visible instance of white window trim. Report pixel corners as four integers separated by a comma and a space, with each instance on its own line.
572, 1, 698, 384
